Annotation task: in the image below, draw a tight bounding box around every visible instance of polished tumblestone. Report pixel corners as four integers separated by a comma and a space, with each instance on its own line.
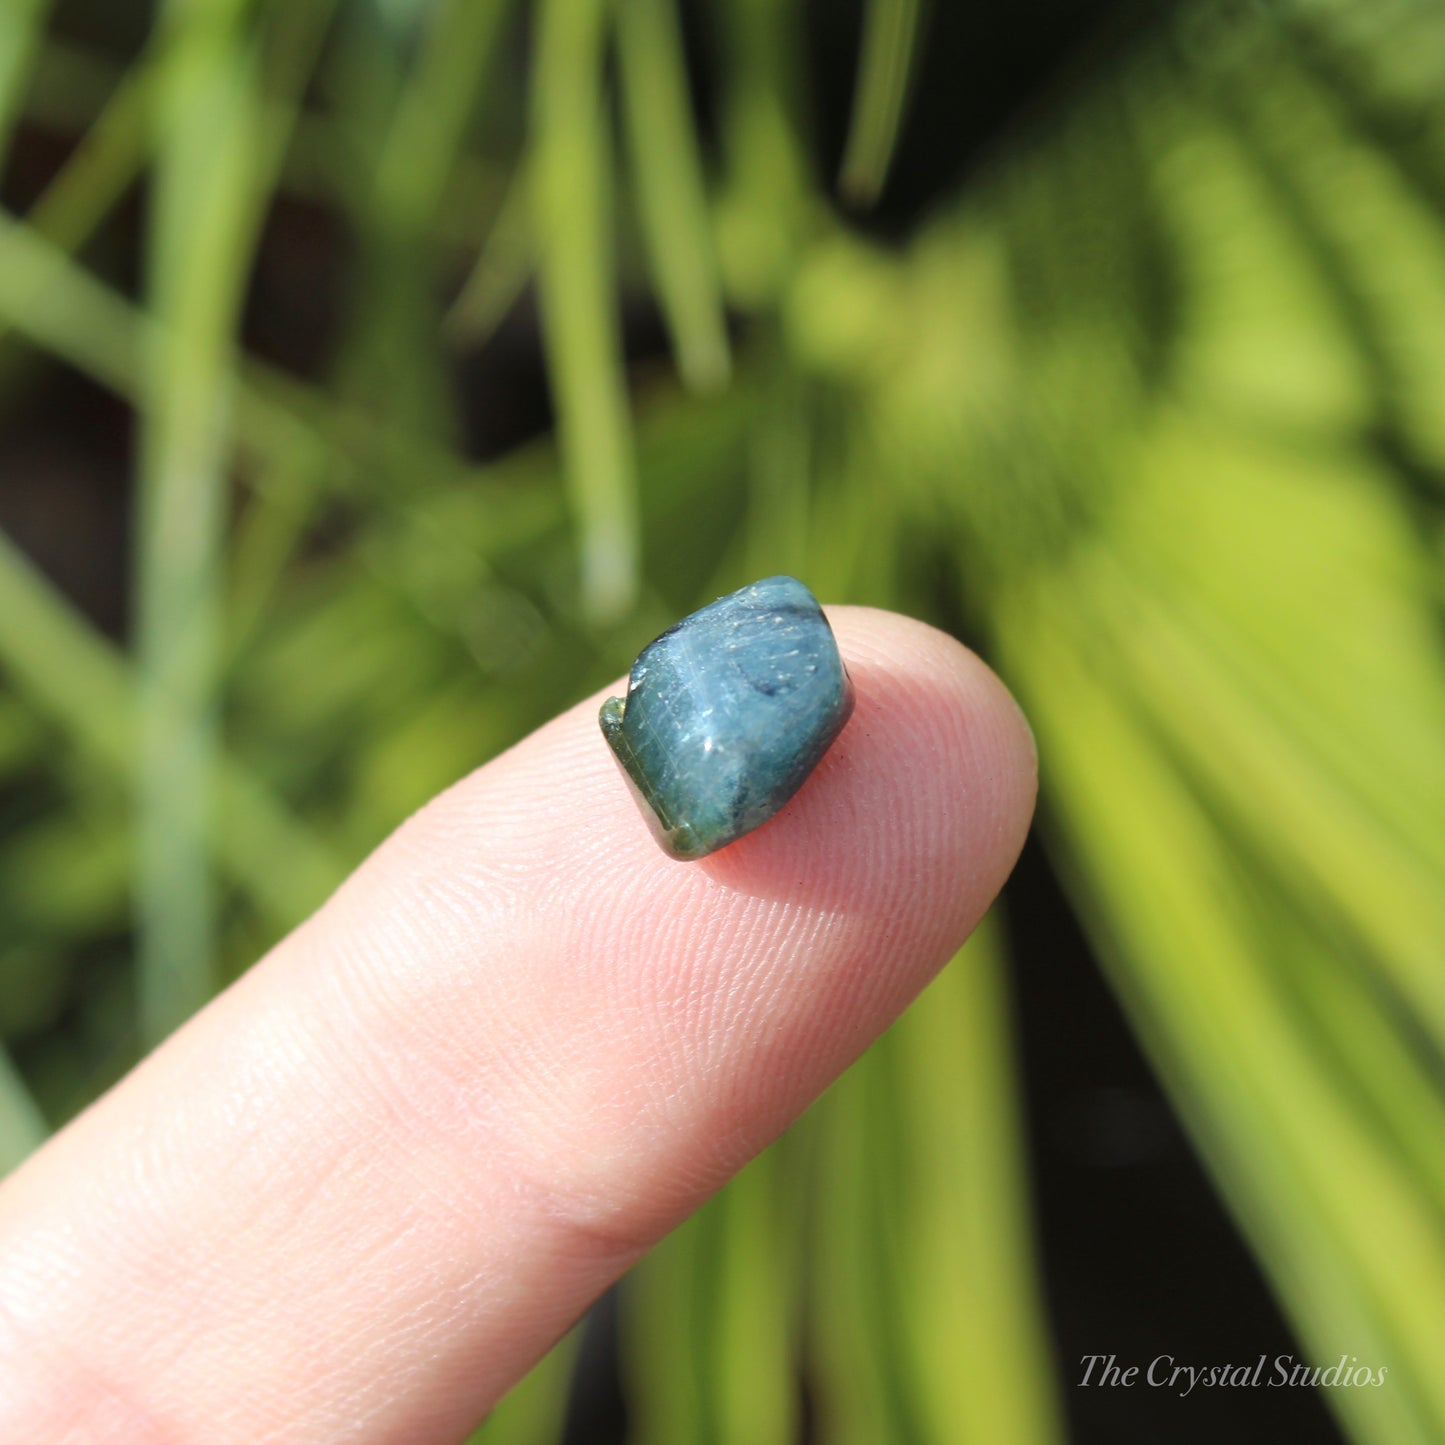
600, 576, 854, 860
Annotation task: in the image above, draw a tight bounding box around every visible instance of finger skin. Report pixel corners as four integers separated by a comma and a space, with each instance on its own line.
0, 607, 1036, 1444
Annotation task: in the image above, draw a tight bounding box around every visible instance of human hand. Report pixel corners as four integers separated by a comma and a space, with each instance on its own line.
0, 607, 1035, 1443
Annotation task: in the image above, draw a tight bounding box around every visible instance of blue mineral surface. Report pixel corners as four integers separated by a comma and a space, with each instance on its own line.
600, 576, 854, 860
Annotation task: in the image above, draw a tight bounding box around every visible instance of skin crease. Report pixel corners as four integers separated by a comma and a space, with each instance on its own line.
0, 607, 1037, 1445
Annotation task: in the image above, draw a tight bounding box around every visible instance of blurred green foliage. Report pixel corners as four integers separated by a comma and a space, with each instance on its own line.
2, 0, 1444, 1440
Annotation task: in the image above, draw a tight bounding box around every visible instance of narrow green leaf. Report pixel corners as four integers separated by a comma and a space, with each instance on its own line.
0, 206, 142, 392
805, 926, 1062, 1445
617, 0, 732, 391
809, 1044, 925, 1445
135, 1, 271, 1044
532, 0, 641, 621
710, 1153, 799, 1443
714, 0, 808, 306
466, 1330, 577, 1443
1002, 574, 1445, 1445
372, 0, 513, 234
445, 161, 535, 347
0, 0, 52, 174
329, 0, 508, 444
838, 0, 922, 207
7, 5, 343, 295
624, 1189, 727, 1445
0, 210, 560, 538
16, 33, 151, 259
0, 1045, 48, 1176
0, 527, 343, 934
892, 921, 1064, 1445
623, 1146, 799, 1445
1095, 553, 1445, 1054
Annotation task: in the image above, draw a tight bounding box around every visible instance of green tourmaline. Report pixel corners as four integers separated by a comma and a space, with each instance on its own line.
600, 576, 854, 860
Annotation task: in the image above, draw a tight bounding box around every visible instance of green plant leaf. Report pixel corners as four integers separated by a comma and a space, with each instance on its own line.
0, 0, 51, 175
617, 0, 732, 391
838, 0, 923, 206
532, 0, 642, 621
0, 1045, 48, 1175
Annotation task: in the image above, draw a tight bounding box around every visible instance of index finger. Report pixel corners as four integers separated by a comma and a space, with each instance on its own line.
0, 606, 1037, 1444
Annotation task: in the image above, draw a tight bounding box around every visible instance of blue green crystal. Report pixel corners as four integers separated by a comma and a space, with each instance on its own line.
600, 576, 854, 860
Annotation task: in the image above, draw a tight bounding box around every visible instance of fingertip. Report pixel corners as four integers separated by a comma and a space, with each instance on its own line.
0, 601, 1042, 1445
703, 604, 1037, 941
667, 606, 1034, 1082
341, 602, 1037, 1195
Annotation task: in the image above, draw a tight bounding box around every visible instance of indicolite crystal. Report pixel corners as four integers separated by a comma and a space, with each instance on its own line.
600, 576, 854, 860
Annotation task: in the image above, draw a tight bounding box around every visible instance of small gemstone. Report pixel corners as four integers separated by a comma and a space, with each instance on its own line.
600, 576, 854, 860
